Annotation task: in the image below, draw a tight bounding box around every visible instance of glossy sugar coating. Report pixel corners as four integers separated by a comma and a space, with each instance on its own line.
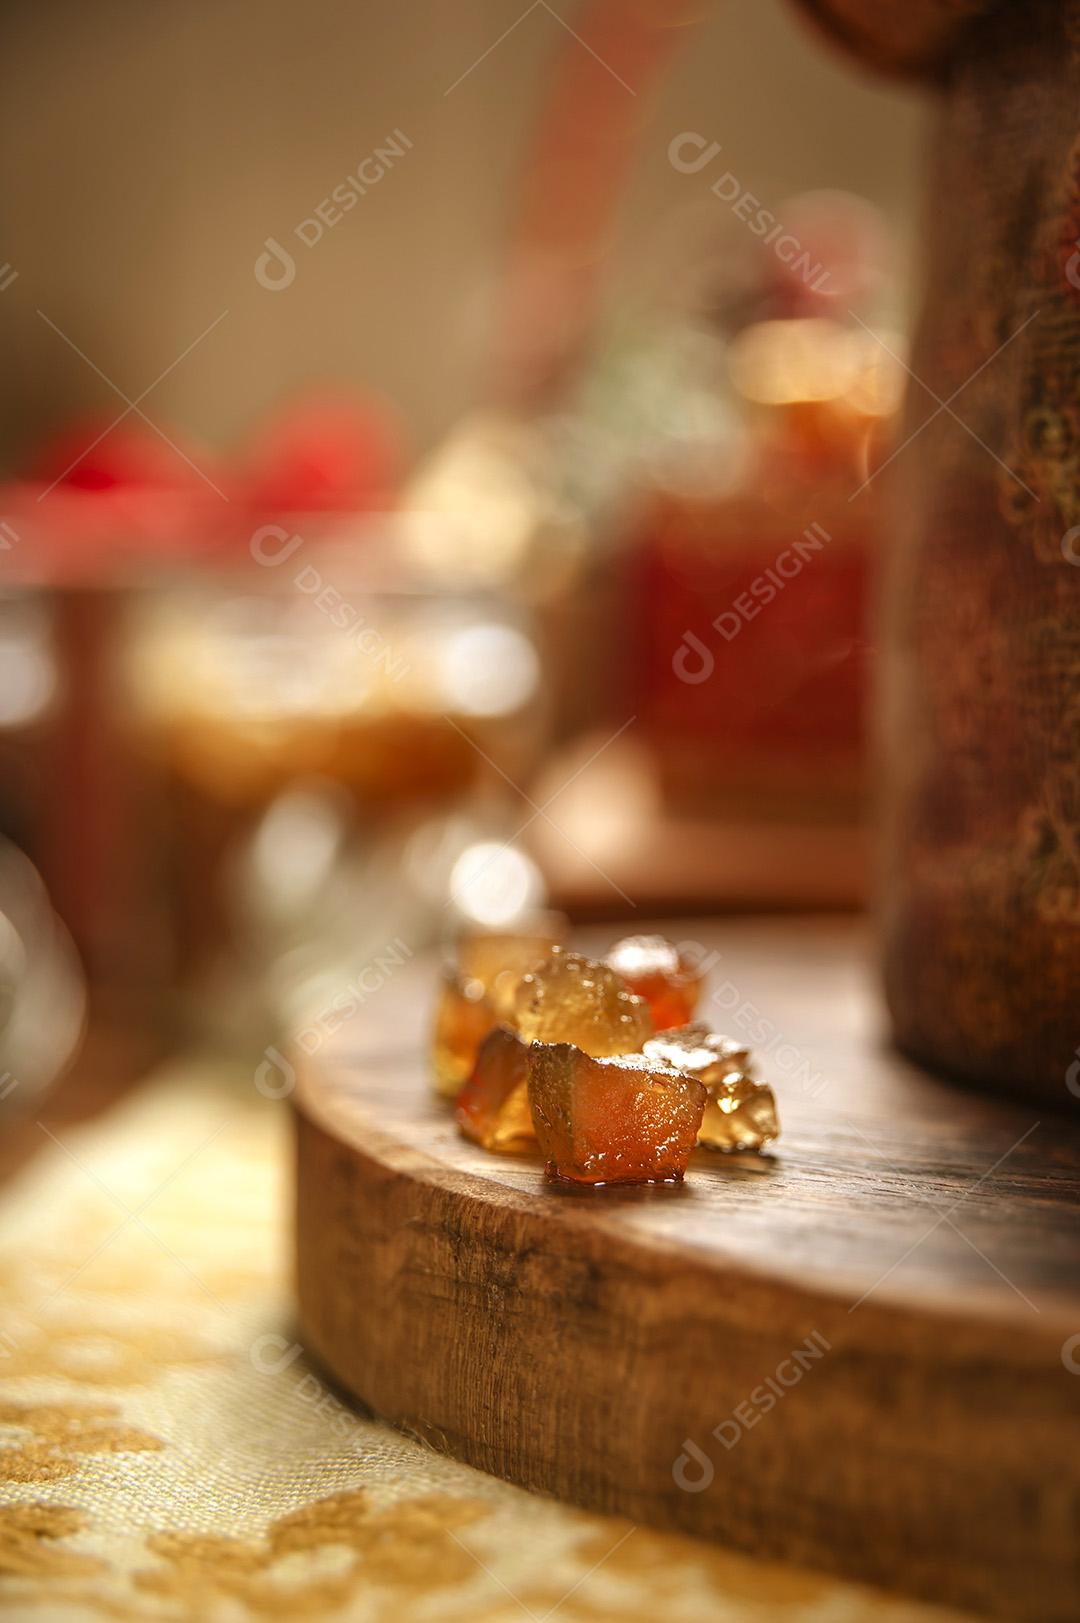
605, 935, 704, 1031
645, 1023, 777, 1152
513, 949, 654, 1057
528, 1042, 707, 1185
643, 1023, 752, 1085
456, 1026, 536, 1153
457, 916, 566, 1021
430, 966, 496, 1098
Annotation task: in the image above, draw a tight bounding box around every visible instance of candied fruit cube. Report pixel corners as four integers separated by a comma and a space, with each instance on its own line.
605, 935, 704, 1030
528, 1042, 706, 1185
513, 948, 653, 1057
645, 1023, 777, 1152
431, 966, 495, 1098
456, 1027, 536, 1153
457, 916, 566, 1021
698, 1073, 779, 1152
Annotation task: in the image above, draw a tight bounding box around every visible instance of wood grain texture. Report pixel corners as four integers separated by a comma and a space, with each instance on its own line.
293, 918, 1080, 1621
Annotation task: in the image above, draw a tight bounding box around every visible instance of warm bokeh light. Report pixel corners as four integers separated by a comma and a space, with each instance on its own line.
449, 841, 545, 928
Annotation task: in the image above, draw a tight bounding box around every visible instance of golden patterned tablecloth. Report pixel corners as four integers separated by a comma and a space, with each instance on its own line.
0, 1063, 966, 1622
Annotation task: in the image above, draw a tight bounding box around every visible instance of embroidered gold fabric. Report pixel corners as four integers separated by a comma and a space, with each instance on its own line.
0, 1065, 968, 1620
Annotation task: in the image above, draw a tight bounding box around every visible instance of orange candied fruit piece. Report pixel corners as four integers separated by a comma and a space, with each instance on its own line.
528, 1042, 706, 1186
456, 1027, 536, 1153
604, 935, 703, 1031
513, 948, 653, 1057
430, 966, 495, 1098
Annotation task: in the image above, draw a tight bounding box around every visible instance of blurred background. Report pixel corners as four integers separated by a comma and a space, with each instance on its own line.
0, 0, 928, 1104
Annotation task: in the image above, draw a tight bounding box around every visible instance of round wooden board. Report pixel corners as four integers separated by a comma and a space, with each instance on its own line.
293, 919, 1080, 1621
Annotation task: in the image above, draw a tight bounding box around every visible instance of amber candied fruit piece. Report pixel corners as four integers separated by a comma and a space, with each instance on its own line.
513, 948, 653, 1057
456, 1027, 536, 1153
645, 1023, 777, 1151
430, 966, 495, 1098
457, 914, 567, 1021
605, 935, 704, 1031
698, 1074, 778, 1152
528, 1042, 706, 1185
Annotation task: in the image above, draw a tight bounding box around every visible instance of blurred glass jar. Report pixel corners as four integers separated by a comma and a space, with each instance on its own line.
0, 571, 170, 1043
122, 527, 549, 1035
0, 591, 63, 855
0, 837, 86, 1113
626, 193, 904, 829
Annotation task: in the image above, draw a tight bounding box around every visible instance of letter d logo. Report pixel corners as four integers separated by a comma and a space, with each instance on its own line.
255, 236, 296, 291
668, 132, 721, 175
1065, 240, 1080, 293
255, 1045, 297, 1099
250, 525, 304, 567
1067, 1051, 1080, 1097
672, 1439, 714, 1493
250, 1333, 303, 1375
672, 631, 714, 685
